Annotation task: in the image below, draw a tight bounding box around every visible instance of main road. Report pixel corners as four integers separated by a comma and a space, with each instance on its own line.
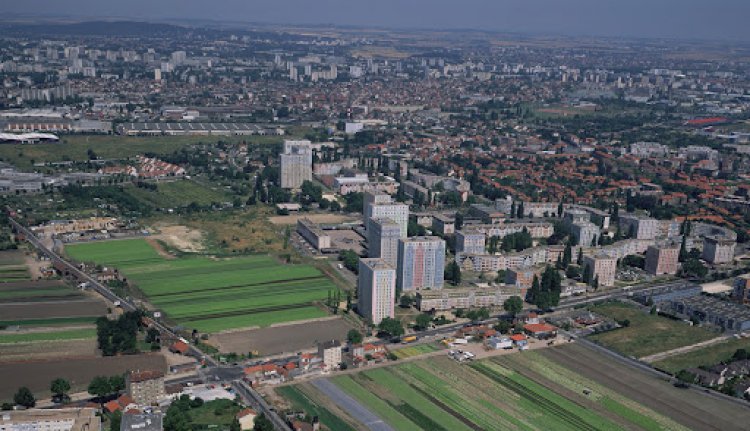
9, 217, 291, 431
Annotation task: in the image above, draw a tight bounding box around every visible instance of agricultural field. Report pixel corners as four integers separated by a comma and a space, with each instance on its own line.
0, 280, 86, 302
278, 352, 692, 431
0, 250, 30, 282
0, 134, 285, 169
65, 239, 337, 333
652, 337, 750, 373
0, 327, 96, 344
587, 302, 717, 358
390, 343, 438, 359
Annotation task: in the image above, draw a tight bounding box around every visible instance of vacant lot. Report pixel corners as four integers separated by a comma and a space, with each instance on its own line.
279, 352, 690, 431
653, 337, 750, 373
65, 239, 337, 333
125, 179, 231, 208
0, 134, 283, 169
0, 353, 167, 400
212, 317, 355, 355
542, 343, 750, 431
269, 213, 359, 226
588, 302, 716, 358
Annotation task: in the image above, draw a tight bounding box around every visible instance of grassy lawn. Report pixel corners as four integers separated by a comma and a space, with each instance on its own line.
187, 399, 242, 428
652, 337, 750, 373
0, 327, 96, 344
588, 302, 716, 358
0, 134, 283, 169
391, 343, 438, 359
65, 239, 336, 332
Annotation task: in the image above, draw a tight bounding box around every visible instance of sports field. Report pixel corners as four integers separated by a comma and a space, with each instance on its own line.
588, 302, 716, 358
279, 352, 689, 431
65, 239, 336, 332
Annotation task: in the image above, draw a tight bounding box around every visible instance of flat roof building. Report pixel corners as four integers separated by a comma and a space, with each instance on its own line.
358, 258, 396, 324
397, 236, 445, 292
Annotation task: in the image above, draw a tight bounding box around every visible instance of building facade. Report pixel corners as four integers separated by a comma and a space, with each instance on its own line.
126, 370, 165, 406
702, 236, 736, 264
280, 140, 312, 189
397, 236, 446, 291
368, 218, 401, 268
644, 244, 679, 275
455, 229, 486, 255
358, 258, 396, 324
583, 254, 617, 287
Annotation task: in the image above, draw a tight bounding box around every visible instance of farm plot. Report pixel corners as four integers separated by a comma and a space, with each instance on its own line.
588, 302, 716, 358
390, 343, 438, 359
0, 280, 86, 303
65, 239, 336, 332
0, 250, 30, 282
278, 354, 694, 431
0, 327, 96, 344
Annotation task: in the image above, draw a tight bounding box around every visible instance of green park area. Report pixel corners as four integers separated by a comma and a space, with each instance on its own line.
65, 239, 337, 333
588, 302, 717, 358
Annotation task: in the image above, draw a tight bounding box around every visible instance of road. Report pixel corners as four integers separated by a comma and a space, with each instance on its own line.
310, 379, 395, 431
10, 217, 291, 431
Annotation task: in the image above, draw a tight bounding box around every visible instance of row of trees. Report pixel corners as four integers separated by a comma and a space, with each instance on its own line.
5, 374, 125, 410
96, 310, 144, 356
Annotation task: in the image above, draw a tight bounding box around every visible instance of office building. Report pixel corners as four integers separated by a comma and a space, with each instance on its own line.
280, 140, 312, 189
358, 258, 396, 324
644, 244, 679, 275
397, 237, 446, 291
368, 218, 400, 267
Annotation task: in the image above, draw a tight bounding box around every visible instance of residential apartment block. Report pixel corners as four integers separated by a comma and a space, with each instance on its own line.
397, 236, 446, 291
644, 244, 679, 275
358, 258, 396, 324
280, 139, 312, 189
583, 254, 617, 287
126, 370, 165, 406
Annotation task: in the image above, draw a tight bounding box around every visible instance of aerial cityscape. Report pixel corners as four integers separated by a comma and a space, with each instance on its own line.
2, 1, 750, 430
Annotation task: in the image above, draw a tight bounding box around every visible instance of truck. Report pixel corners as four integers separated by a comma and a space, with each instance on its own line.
401, 335, 417, 344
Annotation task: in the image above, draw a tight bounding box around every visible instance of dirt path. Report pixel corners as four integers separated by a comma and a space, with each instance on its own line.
640, 335, 732, 363
146, 238, 176, 259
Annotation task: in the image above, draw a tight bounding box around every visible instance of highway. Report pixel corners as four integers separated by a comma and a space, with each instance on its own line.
10, 217, 291, 431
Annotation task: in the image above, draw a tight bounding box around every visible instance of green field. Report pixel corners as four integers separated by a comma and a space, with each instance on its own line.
0, 251, 30, 282
652, 337, 750, 373
276, 386, 357, 431
391, 343, 438, 359
65, 239, 335, 332
124, 180, 232, 208
0, 134, 284, 169
0, 281, 83, 303
0, 316, 97, 328
0, 328, 96, 344
280, 353, 687, 431
588, 302, 716, 358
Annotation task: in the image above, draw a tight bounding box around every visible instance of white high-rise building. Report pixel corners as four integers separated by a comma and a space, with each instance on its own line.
367, 202, 409, 239
368, 218, 401, 268
358, 258, 396, 325
280, 140, 313, 189
154, 68, 162, 81
397, 236, 446, 292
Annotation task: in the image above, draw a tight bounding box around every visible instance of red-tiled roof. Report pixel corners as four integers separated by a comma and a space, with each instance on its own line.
524, 323, 557, 333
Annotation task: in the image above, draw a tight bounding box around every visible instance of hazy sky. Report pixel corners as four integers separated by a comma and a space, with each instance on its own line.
6, 0, 750, 41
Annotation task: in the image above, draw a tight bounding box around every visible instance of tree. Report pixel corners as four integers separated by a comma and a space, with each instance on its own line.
88, 376, 112, 400
377, 317, 405, 338
516, 201, 525, 219
50, 378, 71, 402
445, 260, 461, 285
13, 387, 35, 408
503, 296, 523, 317
399, 295, 415, 308
557, 202, 564, 217
110, 410, 123, 431
339, 250, 359, 273
110, 375, 125, 393
415, 313, 432, 331
347, 329, 363, 345
577, 248, 583, 266
562, 242, 572, 268
230, 417, 241, 431
253, 413, 274, 431
679, 234, 688, 262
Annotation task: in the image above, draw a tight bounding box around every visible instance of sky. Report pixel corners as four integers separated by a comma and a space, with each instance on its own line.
6, 0, 750, 42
